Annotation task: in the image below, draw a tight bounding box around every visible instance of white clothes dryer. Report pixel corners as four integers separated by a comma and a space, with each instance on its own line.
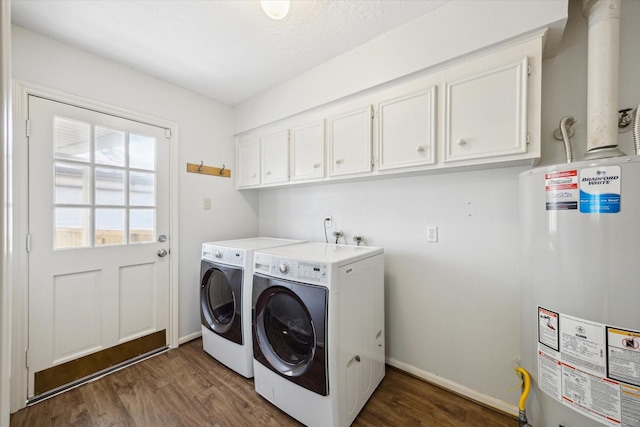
200, 237, 303, 378
252, 242, 385, 427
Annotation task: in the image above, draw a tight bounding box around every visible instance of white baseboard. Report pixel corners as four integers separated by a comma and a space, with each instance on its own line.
385, 357, 518, 417
178, 331, 202, 345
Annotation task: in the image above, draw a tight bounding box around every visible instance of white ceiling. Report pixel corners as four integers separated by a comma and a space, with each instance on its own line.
11, 0, 448, 106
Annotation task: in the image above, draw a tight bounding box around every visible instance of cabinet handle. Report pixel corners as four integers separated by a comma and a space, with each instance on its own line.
265, 171, 271, 176
416, 145, 424, 152
457, 138, 467, 146
347, 355, 361, 368
313, 163, 321, 168
335, 159, 343, 164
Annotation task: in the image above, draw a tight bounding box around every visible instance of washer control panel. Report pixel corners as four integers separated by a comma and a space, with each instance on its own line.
202, 244, 245, 266
254, 253, 328, 285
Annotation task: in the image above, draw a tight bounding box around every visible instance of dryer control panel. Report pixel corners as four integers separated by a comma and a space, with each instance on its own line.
254, 253, 328, 285
202, 243, 246, 266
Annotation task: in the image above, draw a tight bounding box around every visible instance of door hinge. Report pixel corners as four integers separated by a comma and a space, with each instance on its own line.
26, 234, 31, 252
527, 64, 531, 76
26, 119, 31, 137
526, 133, 531, 145
165, 128, 171, 139
25, 349, 30, 368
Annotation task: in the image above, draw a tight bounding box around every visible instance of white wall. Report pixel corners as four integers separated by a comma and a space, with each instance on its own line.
10, 25, 259, 343
235, 0, 640, 413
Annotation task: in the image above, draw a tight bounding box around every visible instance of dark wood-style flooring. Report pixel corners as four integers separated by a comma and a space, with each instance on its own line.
11, 339, 516, 426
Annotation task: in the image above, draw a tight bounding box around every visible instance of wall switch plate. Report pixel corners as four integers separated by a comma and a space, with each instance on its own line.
203, 198, 211, 210
427, 226, 438, 242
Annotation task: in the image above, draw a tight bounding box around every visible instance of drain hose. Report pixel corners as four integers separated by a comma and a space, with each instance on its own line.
515, 367, 531, 427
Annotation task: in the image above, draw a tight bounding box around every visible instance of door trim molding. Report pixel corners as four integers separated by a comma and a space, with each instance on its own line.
10, 79, 180, 412
1, 2, 12, 426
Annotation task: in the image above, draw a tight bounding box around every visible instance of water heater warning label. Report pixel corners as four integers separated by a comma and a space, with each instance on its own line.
537, 307, 640, 427
545, 170, 578, 210
580, 166, 621, 213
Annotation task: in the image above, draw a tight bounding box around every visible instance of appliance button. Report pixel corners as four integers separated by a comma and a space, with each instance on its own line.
279, 262, 290, 274
214, 250, 222, 259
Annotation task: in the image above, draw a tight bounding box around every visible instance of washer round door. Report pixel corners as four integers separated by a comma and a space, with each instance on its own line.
200, 260, 243, 344
253, 279, 328, 396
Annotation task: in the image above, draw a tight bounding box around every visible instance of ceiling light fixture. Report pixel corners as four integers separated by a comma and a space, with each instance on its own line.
260, 0, 290, 20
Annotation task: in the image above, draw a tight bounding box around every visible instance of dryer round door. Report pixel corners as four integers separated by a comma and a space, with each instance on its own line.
200, 262, 243, 344
254, 281, 328, 396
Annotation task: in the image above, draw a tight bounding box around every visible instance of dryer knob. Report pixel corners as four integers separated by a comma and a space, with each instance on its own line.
214, 251, 222, 259
279, 262, 290, 274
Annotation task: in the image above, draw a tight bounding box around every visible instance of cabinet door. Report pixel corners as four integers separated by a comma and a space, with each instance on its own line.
378, 87, 436, 171
236, 136, 260, 188
328, 106, 373, 177
444, 57, 528, 162
261, 130, 290, 185
291, 121, 324, 182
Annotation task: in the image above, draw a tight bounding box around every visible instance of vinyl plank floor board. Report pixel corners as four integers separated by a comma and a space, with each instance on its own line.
11, 339, 516, 427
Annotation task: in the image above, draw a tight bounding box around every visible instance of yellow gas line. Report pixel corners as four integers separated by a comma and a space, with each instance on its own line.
515, 367, 531, 426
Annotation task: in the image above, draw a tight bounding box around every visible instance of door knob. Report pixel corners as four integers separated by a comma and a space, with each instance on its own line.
157, 248, 168, 257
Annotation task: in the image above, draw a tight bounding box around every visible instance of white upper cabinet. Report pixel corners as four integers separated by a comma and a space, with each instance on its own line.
261, 130, 290, 185
236, 136, 261, 188
235, 33, 543, 189
328, 105, 373, 177
377, 86, 437, 171
291, 120, 324, 182
444, 57, 528, 163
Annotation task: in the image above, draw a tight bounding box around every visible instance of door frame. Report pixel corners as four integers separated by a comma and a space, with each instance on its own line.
10, 80, 180, 412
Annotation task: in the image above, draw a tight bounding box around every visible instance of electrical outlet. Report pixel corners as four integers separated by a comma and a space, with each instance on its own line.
325, 216, 332, 228
427, 226, 438, 242
203, 198, 211, 210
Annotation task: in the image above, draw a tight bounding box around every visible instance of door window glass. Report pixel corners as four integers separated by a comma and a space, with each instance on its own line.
53, 116, 158, 249
55, 163, 91, 204
95, 208, 125, 246
54, 117, 90, 161
130, 133, 155, 170
129, 209, 154, 243
95, 168, 125, 205
95, 127, 124, 166
54, 207, 91, 249
129, 171, 155, 206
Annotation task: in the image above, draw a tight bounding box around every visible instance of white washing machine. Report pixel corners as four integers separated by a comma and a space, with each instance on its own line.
200, 237, 303, 378
252, 242, 385, 427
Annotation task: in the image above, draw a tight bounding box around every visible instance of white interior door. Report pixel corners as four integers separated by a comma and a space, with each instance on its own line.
27, 95, 171, 399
